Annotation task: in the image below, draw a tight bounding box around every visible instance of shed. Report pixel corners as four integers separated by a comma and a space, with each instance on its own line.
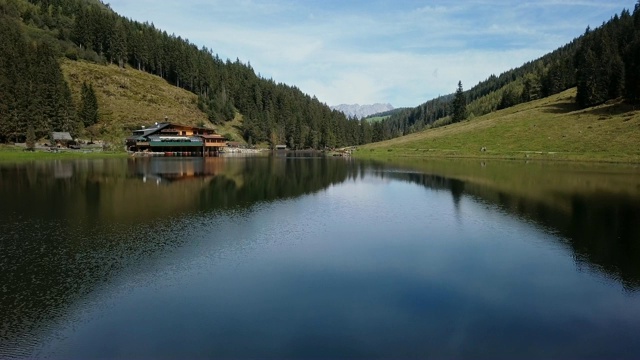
52, 132, 73, 147
52, 132, 72, 141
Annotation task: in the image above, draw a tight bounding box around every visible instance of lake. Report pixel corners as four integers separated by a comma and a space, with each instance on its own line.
1, 155, 639, 359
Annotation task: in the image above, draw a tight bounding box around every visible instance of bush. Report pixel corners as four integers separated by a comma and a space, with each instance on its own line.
64, 47, 78, 60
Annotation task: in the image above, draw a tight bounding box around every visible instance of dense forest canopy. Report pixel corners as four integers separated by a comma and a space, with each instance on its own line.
1, 0, 639, 147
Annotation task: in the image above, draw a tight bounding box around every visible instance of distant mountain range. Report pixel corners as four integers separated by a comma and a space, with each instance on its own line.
331, 103, 394, 119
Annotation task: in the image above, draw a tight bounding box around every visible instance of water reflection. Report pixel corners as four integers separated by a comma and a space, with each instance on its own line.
1, 157, 639, 357
0, 157, 356, 356
372, 161, 640, 290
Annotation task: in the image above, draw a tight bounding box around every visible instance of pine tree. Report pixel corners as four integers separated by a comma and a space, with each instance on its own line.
79, 81, 99, 127
452, 81, 467, 122
26, 123, 35, 149
623, 3, 640, 103
624, 37, 640, 103
110, 18, 127, 68
32, 42, 79, 137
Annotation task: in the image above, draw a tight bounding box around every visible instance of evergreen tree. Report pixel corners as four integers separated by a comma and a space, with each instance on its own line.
452, 81, 467, 122
32, 42, 79, 137
624, 37, 640, 103
79, 81, 99, 127
521, 73, 541, 102
110, 18, 127, 67
498, 87, 520, 110
575, 41, 601, 107
26, 123, 35, 149
0, 14, 24, 142
624, 2, 640, 103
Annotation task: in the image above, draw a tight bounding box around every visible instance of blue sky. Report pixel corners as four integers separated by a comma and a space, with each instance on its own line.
107, 0, 635, 107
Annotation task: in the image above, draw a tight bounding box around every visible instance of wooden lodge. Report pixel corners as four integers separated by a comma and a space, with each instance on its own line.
126, 122, 226, 156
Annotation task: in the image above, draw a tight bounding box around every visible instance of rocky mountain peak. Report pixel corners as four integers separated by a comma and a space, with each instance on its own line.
331, 103, 394, 119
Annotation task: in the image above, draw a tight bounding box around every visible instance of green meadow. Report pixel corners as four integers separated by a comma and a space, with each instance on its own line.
357, 89, 640, 163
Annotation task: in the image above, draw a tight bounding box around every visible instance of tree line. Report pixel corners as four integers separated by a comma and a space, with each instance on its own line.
576, 4, 640, 107
0, 13, 76, 143
1, 0, 373, 149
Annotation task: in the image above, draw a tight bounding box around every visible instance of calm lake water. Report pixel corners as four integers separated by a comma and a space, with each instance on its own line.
1, 155, 640, 359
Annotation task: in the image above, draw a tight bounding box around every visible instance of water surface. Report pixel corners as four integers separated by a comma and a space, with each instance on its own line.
1, 157, 639, 358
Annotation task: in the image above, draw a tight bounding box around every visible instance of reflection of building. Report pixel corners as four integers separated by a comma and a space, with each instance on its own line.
126, 122, 226, 156
53, 161, 73, 178
130, 157, 227, 185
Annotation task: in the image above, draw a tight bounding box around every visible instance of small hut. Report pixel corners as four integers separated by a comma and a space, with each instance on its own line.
52, 132, 73, 147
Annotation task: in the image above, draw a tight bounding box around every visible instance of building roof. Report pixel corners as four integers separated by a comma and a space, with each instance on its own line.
130, 122, 218, 138
201, 134, 225, 139
52, 132, 72, 141
131, 122, 171, 137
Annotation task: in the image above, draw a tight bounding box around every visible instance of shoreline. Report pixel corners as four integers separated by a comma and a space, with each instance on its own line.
1, 145, 638, 165
353, 148, 640, 165
0, 146, 128, 162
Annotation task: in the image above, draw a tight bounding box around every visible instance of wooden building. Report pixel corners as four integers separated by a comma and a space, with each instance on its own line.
52, 132, 73, 147
126, 122, 226, 156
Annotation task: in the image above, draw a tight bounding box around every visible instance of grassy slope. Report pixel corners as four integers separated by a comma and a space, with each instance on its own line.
61, 60, 221, 134
359, 88, 640, 163
61, 60, 270, 147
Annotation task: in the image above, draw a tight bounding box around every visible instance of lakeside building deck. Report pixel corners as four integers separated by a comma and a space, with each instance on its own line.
126, 123, 226, 156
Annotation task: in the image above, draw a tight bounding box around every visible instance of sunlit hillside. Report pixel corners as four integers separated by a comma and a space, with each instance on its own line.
359, 88, 640, 163
61, 60, 247, 142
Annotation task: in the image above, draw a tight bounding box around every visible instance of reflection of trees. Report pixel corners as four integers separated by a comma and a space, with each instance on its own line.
0, 157, 358, 355
372, 171, 466, 209
198, 157, 353, 209
381, 169, 640, 290
480, 189, 640, 290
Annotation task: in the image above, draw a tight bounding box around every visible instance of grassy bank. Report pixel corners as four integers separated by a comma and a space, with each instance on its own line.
357, 89, 640, 163
0, 145, 127, 162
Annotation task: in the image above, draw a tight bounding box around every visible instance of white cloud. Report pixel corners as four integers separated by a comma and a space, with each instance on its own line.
107, 0, 637, 107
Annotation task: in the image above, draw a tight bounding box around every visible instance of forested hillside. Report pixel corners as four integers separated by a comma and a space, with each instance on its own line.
373, 2, 640, 142
0, 0, 372, 148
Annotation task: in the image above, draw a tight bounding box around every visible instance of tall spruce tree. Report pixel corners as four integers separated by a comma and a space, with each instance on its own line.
79, 81, 99, 128
32, 42, 79, 137
110, 18, 127, 68
0, 15, 24, 142
624, 2, 640, 103
25, 123, 35, 149
452, 81, 467, 122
